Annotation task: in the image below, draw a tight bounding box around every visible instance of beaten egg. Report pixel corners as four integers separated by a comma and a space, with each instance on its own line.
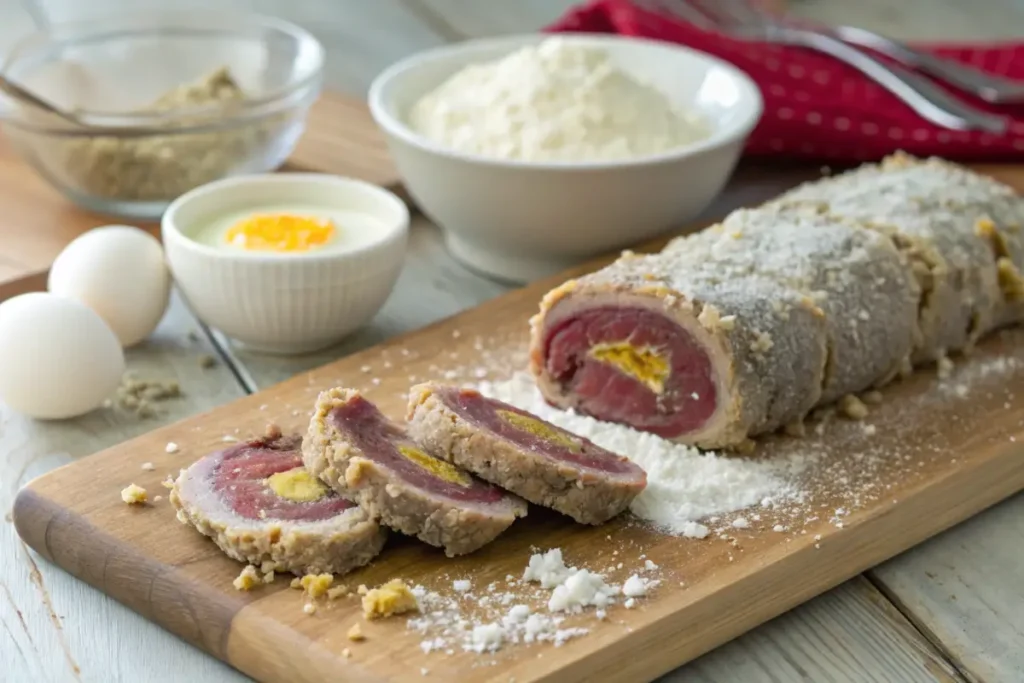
191, 205, 389, 255
0, 293, 125, 419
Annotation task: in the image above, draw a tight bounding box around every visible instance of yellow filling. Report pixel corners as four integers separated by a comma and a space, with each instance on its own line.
266, 467, 329, 502
497, 409, 581, 452
225, 213, 335, 252
589, 341, 669, 394
397, 445, 471, 486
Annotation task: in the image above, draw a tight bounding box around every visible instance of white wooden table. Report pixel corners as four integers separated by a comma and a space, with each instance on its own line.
3, 1, 1023, 681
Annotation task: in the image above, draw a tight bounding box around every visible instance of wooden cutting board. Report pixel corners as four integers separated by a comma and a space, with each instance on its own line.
12, 168, 1024, 683
0, 90, 399, 294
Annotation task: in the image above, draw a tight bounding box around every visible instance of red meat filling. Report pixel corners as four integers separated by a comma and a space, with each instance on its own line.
327, 396, 507, 504
214, 436, 353, 522
441, 387, 643, 478
542, 307, 717, 438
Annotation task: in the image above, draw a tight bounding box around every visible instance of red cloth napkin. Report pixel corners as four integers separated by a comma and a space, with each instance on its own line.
546, 0, 1024, 162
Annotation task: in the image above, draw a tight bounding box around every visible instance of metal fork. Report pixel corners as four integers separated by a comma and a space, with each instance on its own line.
833, 25, 1024, 105
640, 0, 1008, 134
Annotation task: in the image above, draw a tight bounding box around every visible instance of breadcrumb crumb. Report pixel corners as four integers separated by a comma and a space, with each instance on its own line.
300, 573, 334, 598
361, 579, 419, 620
233, 565, 260, 591
327, 585, 350, 600
120, 484, 147, 504
347, 623, 366, 641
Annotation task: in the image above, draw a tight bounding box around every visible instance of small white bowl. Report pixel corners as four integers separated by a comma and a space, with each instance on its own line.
369, 33, 763, 283
162, 174, 409, 354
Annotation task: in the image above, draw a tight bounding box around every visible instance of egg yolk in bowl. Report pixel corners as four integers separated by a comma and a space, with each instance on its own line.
224, 213, 336, 253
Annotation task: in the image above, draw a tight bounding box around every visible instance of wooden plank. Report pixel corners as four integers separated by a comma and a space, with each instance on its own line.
0, 292, 251, 683
286, 92, 399, 188
675, 577, 964, 683
869, 494, 1024, 682
11, 216, 1024, 683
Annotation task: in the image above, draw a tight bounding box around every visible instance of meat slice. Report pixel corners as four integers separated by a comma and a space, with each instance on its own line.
406, 382, 647, 524
303, 388, 527, 557
170, 429, 386, 576
531, 248, 830, 449
778, 152, 1024, 359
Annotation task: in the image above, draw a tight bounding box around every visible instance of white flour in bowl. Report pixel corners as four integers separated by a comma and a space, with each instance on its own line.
478, 373, 810, 537
407, 37, 711, 162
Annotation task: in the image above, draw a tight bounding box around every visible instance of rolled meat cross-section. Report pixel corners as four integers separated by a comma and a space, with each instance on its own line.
778, 152, 1024, 359
406, 382, 647, 524
530, 246, 831, 449
170, 429, 386, 576
662, 204, 920, 402
303, 388, 527, 557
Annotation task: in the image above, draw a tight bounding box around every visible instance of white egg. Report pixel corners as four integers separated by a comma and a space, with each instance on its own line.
0, 293, 125, 420
48, 225, 172, 347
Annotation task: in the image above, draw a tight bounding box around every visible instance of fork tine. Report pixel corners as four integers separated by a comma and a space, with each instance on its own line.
640, 0, 719, 31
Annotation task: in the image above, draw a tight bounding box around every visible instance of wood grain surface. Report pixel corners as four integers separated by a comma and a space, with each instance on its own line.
12, 179, 1024, 682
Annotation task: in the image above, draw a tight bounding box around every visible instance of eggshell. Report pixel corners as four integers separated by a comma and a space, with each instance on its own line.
48, 225, 172, 347
0, 293, 125, 420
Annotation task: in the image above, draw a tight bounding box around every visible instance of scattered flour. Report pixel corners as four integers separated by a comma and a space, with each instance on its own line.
408, 548, 660, 655
622, 574, 659, 598
479, 373, 810, 535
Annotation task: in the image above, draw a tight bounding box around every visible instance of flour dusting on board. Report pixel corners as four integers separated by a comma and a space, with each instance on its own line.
479, 373, 809, 537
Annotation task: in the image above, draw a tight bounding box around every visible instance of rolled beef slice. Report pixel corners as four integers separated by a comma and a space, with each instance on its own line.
778, 152, 1024, 359
303, 388, 527, 557
530, 246, 830, 449
662, 204, 920, 402
406, 382, 647, 524
170, 431, 387, 576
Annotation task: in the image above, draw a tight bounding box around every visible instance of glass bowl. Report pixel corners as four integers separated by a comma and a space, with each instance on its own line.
0, 11, 324, 219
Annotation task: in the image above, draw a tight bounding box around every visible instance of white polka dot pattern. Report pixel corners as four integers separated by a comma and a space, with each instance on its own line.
547, 0, 1024, 161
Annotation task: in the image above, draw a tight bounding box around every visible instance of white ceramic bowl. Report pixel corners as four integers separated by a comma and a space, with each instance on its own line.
369, 33, 763, 283
162, 174, 409, 354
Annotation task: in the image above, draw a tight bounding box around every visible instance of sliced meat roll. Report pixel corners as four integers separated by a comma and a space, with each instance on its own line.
303, 388, 527, 557
530, 248, 830, 449
170, 430, 386, 576
663, 204, 920, 402
778, 152, 1024, 359
406, 382, 647, 524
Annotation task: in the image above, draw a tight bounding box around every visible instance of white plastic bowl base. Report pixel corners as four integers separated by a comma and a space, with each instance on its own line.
162, 173, 409, 355
369, 33, 763, 283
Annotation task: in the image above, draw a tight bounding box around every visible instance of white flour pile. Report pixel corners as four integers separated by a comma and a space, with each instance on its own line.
479, 373, 811, 537
408, 37, 710, 162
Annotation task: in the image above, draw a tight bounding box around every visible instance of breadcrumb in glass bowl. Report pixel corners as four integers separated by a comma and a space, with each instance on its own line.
0, 11, 324, 219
